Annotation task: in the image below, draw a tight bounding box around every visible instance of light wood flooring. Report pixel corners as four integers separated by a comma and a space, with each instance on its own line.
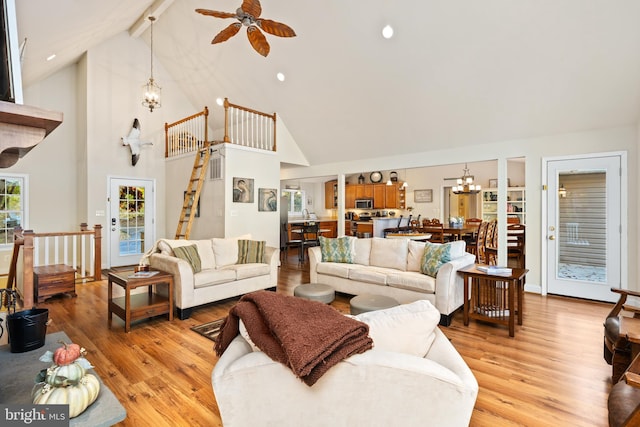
35, 249, 614, 426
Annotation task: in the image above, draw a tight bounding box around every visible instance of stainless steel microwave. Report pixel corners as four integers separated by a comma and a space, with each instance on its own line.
355, 199, 373, 209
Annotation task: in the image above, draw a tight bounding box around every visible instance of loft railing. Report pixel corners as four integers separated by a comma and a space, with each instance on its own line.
221, 98, 276, 152
165, 107, 209, 158
8, 223, 102, 308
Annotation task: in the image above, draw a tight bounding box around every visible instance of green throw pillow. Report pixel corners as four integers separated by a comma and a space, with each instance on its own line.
173, 244, 202, 273
420, 242, 452, 278
319, 236, 353, 263
237, 240, 266, 264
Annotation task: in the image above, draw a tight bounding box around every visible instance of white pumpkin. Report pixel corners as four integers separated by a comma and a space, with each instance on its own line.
45, 362, 86, 386
32, 373, 100, 418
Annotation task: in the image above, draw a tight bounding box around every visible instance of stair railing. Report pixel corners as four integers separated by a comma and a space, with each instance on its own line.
7, 223, 102, 308
223, 98, 276, 152
165, 107, 209, 158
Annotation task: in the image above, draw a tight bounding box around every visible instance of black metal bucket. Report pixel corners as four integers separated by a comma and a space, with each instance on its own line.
7, 308, 49, 353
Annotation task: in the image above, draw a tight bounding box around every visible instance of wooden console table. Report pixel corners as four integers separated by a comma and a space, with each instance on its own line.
108, 269, 173, 333
459, 265, 528, 337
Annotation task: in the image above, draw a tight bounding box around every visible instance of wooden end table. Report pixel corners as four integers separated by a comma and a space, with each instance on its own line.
108, 269, 174, 333
459, 264, 528, 337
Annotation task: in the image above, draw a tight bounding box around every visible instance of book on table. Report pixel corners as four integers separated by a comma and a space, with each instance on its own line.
477, 265, 512, 275
128, 271, 160, 279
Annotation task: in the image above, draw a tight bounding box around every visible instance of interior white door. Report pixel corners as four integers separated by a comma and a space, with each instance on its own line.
109, 178, 155, 267
546, 155, 621, 302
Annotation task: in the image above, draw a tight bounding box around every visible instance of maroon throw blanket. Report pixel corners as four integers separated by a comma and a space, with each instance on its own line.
215, 290, 373, 386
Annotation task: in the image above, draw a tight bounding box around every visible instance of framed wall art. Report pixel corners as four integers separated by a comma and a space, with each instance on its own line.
258, 188, 278, 212
233, 177, 254, 203
183, 191, 200, 217
414, 189, 433, 203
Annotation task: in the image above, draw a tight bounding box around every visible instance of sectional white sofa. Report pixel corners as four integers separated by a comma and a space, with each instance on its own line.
308, 237, 475, 325
147, 236, 278, 319
212, 300, 479, 426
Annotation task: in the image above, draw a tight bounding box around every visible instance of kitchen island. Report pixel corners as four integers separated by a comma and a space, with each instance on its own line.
354, 217, 402, 238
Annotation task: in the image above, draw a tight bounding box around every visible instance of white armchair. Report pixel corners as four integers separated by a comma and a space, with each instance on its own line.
212, 301, 478, 426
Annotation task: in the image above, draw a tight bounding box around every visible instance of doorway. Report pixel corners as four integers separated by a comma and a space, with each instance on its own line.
545, 154, 624, 303
108, 178, 155, 267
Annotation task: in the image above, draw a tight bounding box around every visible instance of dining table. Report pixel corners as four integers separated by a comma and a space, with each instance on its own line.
386, 233, 432, 241
443, 225, 479, 241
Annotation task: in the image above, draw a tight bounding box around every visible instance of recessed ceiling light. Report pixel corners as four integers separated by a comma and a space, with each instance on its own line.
276, 72, 285, 82
216, 97, 224, 106
382, 25, 394, 39
46, 54, 56, 61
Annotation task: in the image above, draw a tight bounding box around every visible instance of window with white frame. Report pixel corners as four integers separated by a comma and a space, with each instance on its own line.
282, 189, 305, 215
0, 174, 27, 246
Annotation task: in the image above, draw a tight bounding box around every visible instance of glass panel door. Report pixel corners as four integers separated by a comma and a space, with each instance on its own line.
109, 178, 154, 267
546, 155, 621, 302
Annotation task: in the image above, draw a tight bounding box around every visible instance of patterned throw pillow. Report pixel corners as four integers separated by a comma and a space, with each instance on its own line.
420, 242, 452, 278
319, 236, 354, 263
237, 240, 266, 264
173, 244, 202, 273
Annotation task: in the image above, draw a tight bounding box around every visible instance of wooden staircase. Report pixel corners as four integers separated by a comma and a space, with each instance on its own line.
175, 143, 211, 239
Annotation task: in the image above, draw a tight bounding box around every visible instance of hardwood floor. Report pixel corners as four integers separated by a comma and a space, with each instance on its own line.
36, 250, 613, 426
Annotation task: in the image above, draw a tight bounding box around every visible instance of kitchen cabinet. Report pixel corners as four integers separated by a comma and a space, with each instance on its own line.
481, 188, 526, 224
325, 180, 337, 209
345, 185, 356, 208
373, 184, 386, 209
385, 183, 399, 209
319, 221, 337, 238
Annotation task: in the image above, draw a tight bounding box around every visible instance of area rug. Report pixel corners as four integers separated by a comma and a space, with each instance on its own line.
191, 318, 226, 342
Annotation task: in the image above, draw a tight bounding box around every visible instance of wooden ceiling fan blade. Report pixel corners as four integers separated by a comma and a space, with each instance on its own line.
241, 0, 262, 18
212, 23, 242, 44
195, 9, 237, 19
247, 27, 270, 57
257, 19, 296, 38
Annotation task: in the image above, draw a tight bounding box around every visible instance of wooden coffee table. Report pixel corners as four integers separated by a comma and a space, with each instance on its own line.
108, 269, 173, 332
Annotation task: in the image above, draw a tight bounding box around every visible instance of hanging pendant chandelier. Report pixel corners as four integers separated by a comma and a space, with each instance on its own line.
142, 16, 161, 112
452, 163, 481, 195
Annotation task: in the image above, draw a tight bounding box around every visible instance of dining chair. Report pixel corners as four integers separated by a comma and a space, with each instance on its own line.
398, 214, 413, 234
507, 223, 526, 268
462, 218, 483, 253
422, 223, 445, 243
282, 222, 303, 264
474, 221, 489, 263
300, 222, 320, 262
410, 214, 421, 232
383, 215, 403, 237
484, 219, 498, 265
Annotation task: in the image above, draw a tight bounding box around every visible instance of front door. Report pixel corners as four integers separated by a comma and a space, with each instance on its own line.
109, 178, 155, 267
545, 154, 623, 302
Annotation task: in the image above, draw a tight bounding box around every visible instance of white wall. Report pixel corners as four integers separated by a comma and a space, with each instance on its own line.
224, 145, 280, 247
281, 125, 638, 294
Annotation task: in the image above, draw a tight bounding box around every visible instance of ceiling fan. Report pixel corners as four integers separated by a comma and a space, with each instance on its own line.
196, 0, 296, 57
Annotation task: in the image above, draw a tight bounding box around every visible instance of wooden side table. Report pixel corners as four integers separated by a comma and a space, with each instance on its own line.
108, 269, 174, 332
459, 265, 528, 337
34, 264, 76, 303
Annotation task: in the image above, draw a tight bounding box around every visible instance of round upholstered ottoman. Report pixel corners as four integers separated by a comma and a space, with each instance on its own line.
350, 294, 399, 315
294, 283, 335, 304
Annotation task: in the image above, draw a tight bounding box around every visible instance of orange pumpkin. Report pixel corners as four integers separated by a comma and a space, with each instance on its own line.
53, 341, 82, 366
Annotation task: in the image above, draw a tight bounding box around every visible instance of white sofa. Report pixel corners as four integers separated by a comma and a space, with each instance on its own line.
308, 237, 475, 325
147, 237, 279, 319
212, 300, 479, 427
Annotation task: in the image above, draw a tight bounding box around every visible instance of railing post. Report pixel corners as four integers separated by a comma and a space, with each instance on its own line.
93, 224, 102, 281
22, 229, 34, 308
223, 98, 230, 143
164, 121, 169, 158
204, 106, 209, 145
272, 112, 277, 152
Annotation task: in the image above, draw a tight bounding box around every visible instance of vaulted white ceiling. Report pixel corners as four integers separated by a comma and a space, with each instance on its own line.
16, 0, 640, 166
